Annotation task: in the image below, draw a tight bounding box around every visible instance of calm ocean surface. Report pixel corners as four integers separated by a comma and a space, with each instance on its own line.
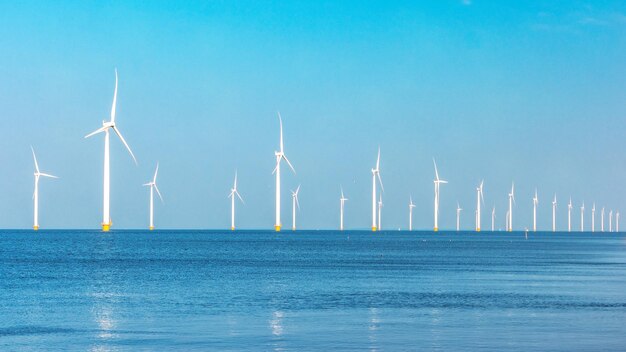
1, 230, 625, 351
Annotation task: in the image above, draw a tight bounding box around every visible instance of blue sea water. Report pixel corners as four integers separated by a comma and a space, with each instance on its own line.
0, 230, 625, 351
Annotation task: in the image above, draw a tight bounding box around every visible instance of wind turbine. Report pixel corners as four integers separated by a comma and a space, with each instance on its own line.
409, 196, 416, 231
340, 188, 348, 231
456, 202, 462, 231
433, 159, 447, 232
580, 202, 585, 232
508, 183, 515, 232
616, 212, 620, 232
609, 210, 613, 232
228, 171, 244, 231
592, 203, 596, 232
377, 195, 383, 231
143, 163, 163, 231
532, 189, 538, 232
491, 206, 496, 231
85, 69, 137, 232
552, 194, 557, 232
371, 148, 383, 231
475, 181, 484, 232
273, 113, 296, 232
601, 207, 605, 232
505, 210, 510, 231
31, 147, 58, 231
291, 185, 301, 231
568, 198, 573, 232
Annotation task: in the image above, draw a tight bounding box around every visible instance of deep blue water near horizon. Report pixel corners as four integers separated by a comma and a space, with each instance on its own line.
1, 230, 625, 351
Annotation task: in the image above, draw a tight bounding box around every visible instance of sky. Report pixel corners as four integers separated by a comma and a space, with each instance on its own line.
0, 0, 625, 230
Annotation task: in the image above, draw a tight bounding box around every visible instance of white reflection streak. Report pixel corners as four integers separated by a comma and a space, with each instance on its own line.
369, 307, 380, 352
270, 310, 284, 336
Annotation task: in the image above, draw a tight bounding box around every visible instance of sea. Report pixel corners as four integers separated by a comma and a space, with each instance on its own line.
0, 230, 625, 351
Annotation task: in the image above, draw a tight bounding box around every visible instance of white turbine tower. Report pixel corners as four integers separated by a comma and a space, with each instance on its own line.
532, 189, 538, 232
377, 195, 383, 231
508, 183, 515, 232
609, 210, 613, 232
228, 171, 244, 231
592, 203, 596, 232
409, 196, 416, 231
291, 185, 301, 231
31, 147, 58, 231
601, 207, 605, 232
371, 148, 383, 231
340, 188, 348, 231
580, 202, 585, 232
273, 113, 295, 232
505, 210, 510, 231
616, 212, 620, 232
491, 206, 496, 231
143, 163, 163, 231
85, 69, 137, 232
568, 198, 573, 232
456, 202, 462, 231
475, 181, 484, 232
433, 159, 447, 232
552, 194, 557, 232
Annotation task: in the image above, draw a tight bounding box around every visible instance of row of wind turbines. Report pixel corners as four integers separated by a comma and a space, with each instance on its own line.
30, 70, 621, 232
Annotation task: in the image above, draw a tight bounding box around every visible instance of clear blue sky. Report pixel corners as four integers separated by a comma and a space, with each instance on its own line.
0, 0, 624, 230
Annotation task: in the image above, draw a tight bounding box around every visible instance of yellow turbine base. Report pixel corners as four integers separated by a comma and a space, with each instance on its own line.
102, 223, 111, 232
372, 226, 377, 232
231, 227, 235, 231
476, 228, 481, 232
33, 226, 39, 231
149, 226, 155, 231
275, 225, 281, 232
434, 227, 439, 232
292, 228, 296, 231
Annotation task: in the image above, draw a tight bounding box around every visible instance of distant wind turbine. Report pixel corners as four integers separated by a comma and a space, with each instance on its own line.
31, 147, 58, 231
143, 163, 163, 231
433, 159, 447, 232
491, 206, 496, 231
568, 198, 573, 232
228, 171, 244, 231
273, 113, 295, 232
340, 188, 348, 231
592, 203, 596, 233
371, 148, 383, 231
475, 181, 484, 232
609, 210, 613, 232
616, 212, 620, 232
580, 202, 585, 232
601, 207, 605, 232
508, 183, 515, 232
456, 202, 462, 232
291, 185, 301, 231
409, 196, 416, 231
85, 69, 137, 232
532, 189, 538, 232
552, 194, 557, 232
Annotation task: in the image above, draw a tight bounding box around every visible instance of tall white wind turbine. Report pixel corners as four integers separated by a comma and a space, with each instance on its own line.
371, 148, 383, 231
228, 171, 244, 231
532, 189, 538, 232
340, 188, 348, 231
568, 198, 573, 232
475, 181, 484, 232
31, 147, 58, 231
609, 210, 613, 232
85, 69, 137, 232
273, 113, 296, 232
491, 206, 496, 231
377, 195, 383, 231
580, 202, 585, 232
601, 207, 605, 232
456, 202, 462, 231
433, 159, 447, 232
409, 196, 416, 231
143, 163, 163, 231
508, 183, 515, 232
592, 203, 596, 232
616, 212, 620, 232
291, 185, 301, 231
552, 194, 557, 232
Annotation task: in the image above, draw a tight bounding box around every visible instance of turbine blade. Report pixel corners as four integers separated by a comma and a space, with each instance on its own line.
111, 69, 118, 123
31, 146, 40, 173
153, 163, 159, 183
283, 155, 296, 174
84, 126, 107, 139
376, 147, 380, 170
433, 158, 440, 181
377, 172, 384, 193
278, 112, 284, 153
112, 127, 137, 164
154, 184, 164, 203
234, 170, 238, 189
39, 173, 58, 179
236, 190, 244, 204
